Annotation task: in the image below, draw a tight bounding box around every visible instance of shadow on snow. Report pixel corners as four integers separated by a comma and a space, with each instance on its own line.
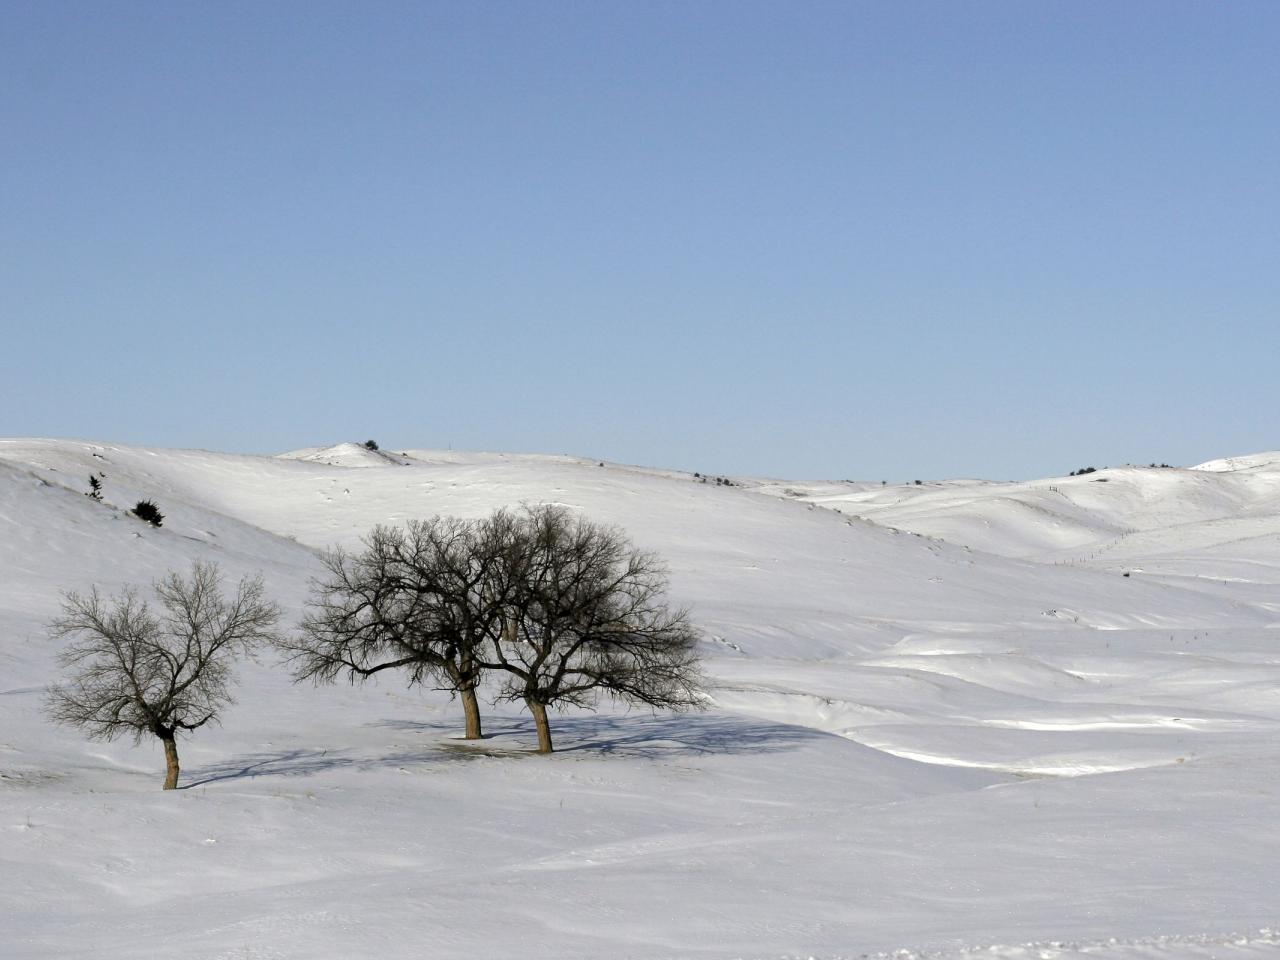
182, 711, 823, 788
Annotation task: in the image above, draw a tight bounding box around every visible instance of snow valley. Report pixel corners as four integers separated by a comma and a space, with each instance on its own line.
2, 439, 1279, 960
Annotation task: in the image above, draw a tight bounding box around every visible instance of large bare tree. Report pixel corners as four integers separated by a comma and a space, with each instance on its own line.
487, 505, 705, 753
279, 512, 521, 740
46, 562, 281, 789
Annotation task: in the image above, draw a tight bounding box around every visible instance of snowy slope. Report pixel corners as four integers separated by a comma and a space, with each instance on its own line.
758, 460, 1280, 571
2, 439, 1279, 960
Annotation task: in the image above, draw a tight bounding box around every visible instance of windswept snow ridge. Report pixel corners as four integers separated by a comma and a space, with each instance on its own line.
2, 438, 1278, 959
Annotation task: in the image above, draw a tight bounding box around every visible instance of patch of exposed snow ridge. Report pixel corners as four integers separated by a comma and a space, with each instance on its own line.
859, 927, 1280, 959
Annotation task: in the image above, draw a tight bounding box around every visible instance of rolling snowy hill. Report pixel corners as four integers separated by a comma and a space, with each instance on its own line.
2, 439, 1278, 959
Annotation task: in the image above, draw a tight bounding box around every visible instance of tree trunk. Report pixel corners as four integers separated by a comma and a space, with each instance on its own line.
528, 699, 553, 753
161, 735, 180, 790
460, 685, 483, 740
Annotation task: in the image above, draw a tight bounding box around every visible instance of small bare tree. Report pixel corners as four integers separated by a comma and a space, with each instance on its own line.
46, 562, 281, 789
279, 512, 522, 740
489, 505, 705, 753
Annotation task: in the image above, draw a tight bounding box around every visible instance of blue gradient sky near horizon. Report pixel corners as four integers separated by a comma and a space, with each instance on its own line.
3, 2, 1277, 481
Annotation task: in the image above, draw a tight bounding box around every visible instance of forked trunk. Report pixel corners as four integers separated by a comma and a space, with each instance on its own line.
161, 735, 180, 790
460, 685, 483, 740
528, 699, 553, 753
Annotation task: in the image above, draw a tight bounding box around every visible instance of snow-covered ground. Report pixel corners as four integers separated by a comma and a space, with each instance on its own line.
2, 439, 1277, 959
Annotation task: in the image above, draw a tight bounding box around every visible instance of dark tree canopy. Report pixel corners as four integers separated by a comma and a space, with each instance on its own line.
131, 499, 164, 527
46, 562, 281, 789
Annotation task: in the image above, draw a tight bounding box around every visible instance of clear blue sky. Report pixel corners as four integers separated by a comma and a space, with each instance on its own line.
3, 2, 1277, 480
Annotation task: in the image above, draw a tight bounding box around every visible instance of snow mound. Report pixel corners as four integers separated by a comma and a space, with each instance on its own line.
277, 442, 413, 467
1190, 451, 1280, 473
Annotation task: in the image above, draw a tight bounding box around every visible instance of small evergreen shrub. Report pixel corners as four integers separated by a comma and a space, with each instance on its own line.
131, 500, 164, 528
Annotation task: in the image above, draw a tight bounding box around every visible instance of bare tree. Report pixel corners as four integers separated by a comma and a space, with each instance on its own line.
279, 512, 522, 740
488, 505, 705, 753
46, 562, 281, 789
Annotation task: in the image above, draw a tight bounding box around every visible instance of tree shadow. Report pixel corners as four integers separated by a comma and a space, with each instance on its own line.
183, 712, 826, 788
557, 712, 827, 758
180, 744, 479, 789
377, 710, 829, 760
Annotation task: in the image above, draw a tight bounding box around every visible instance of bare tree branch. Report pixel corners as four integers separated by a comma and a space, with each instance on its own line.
45, 562, 282, 789
283, 506, 706, 755
278, 513, 524, 740
485, 505, 706, 752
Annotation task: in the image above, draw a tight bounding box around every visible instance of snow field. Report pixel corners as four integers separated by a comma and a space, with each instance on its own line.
2, 439, 1278, 959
